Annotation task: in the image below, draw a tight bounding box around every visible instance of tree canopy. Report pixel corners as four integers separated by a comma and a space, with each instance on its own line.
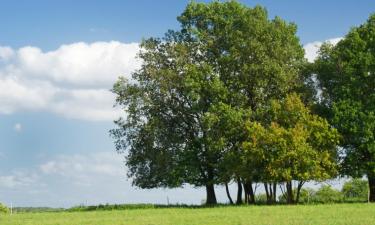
242, 93, 339, 203
314, 13, 375, 202
111, 1, 340, 205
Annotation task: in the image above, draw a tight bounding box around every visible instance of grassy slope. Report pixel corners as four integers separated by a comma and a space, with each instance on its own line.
1, 204, 374, 225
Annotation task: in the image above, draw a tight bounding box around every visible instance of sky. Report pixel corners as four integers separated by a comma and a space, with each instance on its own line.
0, 0, 374, 208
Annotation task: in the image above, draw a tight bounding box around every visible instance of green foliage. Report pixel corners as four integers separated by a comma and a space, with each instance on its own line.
178, 1, 306, 109
342, 179, 369, 202
111, 0, 307, 204
255, 193, 268, 204
0, 203, 9, 214
314, 13, 375, 200
314, 185, 343, 203
297, 188, 317, 204
242, 94, 340, 202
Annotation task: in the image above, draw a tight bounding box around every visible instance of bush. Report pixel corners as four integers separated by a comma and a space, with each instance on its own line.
296, 188, 316, 204
314, 185, 343, 203
255, 193, 268, 204
0, 203, 9, 214
342, 178, 368, 202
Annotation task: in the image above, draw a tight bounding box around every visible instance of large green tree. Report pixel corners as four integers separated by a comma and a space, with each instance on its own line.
112, 1, 306, 204
177, 1, 306, 202
111, 35, 228, 204
314, 14, 375, 202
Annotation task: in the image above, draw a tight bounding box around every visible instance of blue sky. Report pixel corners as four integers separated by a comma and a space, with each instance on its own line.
1, 0, 375, 48
0, 0, 374, 207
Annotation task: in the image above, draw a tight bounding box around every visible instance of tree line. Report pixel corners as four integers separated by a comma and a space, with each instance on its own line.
111, 1, 375, 204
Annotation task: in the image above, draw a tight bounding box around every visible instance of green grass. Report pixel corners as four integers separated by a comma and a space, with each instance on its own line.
1, 203, 374, 225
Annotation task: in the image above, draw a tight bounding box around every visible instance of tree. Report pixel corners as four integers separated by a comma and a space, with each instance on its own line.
112, 1, 306, 205
342, 178, 369, 202
242, 93, 340, 204
178, 1, 306, 204
111, 35, 229, 204
314, 14, 375, 202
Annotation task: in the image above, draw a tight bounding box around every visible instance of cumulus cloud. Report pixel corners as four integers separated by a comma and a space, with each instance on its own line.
0, 38, 344, 121
303, 37, 342, 62
0, 41, 141, 121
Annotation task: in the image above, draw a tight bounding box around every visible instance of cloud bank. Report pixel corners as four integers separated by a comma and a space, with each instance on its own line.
0, 41, 141, 121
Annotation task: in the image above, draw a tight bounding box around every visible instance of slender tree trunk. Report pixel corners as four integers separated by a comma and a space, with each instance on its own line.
286, 181, 294, 204
205, 184, 217, 205
264, 183, 272, 204
225, 182, 234, 205
236, 178, 243, 204
368, 175, 375, 202
246, 181, 255, 204
295, 181, 305, 204
243, 182, 248, 204
264, 183, 269, 201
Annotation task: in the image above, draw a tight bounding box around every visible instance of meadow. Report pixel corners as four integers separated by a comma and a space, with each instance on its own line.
1, 203, 374, 225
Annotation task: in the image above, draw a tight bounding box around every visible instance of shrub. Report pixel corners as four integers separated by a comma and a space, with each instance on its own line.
314, 185, 343, 203
255, 193, 268, 204
278, 188, 316, 204
296, 188, 316, 204
0, 203, 9, 214
342, 178, 368, 202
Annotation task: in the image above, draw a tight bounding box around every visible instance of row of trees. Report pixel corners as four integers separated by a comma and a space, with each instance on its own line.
111, 1, 375, 204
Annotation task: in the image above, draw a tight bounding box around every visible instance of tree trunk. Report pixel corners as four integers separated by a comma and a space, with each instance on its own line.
286, 181, 294, 204
225, 182, 234, 204
369, 175, 375, 202
243, 182, 248, 204
205, 184, 217, 205
236, 178, 243, 204
295, 181, 305, 204
269, 183, 273, 202
245, 181, 255, 204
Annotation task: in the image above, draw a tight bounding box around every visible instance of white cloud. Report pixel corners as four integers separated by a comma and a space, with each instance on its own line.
14, 41, 140, 86
0, 46, 14, 61
13, 123, 22, 132
0, 41, 140, 121
39, 152, 124, 183
304, 37, 342, 62
0, 38, 345, 121
0, 170, 39, 188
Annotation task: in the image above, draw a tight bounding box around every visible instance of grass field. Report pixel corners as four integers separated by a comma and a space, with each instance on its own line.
1, 203, 374, 225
